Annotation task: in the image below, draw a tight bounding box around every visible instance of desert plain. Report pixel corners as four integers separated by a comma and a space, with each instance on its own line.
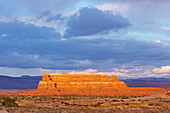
0, 73, 169, 113
0, 91, 170, 113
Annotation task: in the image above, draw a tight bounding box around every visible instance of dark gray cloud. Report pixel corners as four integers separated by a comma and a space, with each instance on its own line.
0, 21, 170, 70
1, 37, 170, 70
0, 21, 61, 40
64, 7, 130, 37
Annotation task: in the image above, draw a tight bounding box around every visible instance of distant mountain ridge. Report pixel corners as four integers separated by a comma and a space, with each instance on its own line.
121, 77, 170, 84
0, 75, 169, 90
0, 75, 41, 89
121, 77, 170, 91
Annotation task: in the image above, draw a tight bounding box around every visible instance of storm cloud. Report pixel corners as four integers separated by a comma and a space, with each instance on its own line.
1, 0, 170, 78
0, 21, 170, 70
64, 7, 130, 37
0, 21, 61, 40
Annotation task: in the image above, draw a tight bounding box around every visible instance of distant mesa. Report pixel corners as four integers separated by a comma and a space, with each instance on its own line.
21, 73, 167, 96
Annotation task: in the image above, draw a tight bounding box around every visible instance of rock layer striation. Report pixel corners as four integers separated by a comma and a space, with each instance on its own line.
23, 73, 167, 96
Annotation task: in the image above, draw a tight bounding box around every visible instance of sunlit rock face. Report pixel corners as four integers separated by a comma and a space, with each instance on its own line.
23, 73, 167, 96
37, 73, 127, 91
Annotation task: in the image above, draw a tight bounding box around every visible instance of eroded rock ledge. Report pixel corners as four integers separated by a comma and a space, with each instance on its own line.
21, 73, 167, 96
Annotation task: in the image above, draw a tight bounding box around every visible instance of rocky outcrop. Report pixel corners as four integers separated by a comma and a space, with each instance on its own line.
23, 73, 167, 96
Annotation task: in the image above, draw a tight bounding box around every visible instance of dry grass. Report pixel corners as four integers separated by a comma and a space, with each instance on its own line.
0, 94, 169, 113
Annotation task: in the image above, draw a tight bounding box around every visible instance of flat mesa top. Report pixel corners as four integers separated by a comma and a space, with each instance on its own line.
46, 73, 117, 78
49, 72, 112, 76
42, 73, 119, 82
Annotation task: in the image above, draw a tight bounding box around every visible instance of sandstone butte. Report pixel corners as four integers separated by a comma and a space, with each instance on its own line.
21, 73, 167, 96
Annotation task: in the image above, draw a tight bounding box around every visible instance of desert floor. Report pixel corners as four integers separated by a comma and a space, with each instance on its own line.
0, 90, 169, 113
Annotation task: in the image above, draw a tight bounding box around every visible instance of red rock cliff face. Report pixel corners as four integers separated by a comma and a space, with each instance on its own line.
24, 73, 166, 96
38, 73, 127, 91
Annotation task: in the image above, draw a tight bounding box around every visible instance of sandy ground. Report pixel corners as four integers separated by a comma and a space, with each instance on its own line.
0, 93, 169, 113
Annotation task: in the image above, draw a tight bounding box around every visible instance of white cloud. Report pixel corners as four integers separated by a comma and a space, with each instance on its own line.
1, 66, 169, 78
162, 26, 170, 31
17, 14, 67, 35
96, 3, 130, 16
1, 34, 8, 38
69, 69, 97, 74
0, 67, 44, 77
154, 40, 161, 43
153, 66, 170, 73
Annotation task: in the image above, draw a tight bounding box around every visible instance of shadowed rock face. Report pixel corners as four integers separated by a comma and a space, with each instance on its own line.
23, 73, 167, 96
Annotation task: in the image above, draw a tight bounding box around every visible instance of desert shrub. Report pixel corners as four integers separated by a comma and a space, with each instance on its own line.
4, 98, 19, 107
112, 99, 119, 102
121, 100, 124, 102
103, 95, 108, 98
112, 95, 117, 98
2, 102, 5, 106
93, 102, 103, 107
124, 103, 129, 105
50, 97, 55, 100
109, 96, 114, 98
148, 103, 153, 106
121, 95, 129, 99
32, 96, 36, 98
90, 95, 97, 99
105, 99, 109, 101
131, 96, 137, 98
19, 95, 24, 100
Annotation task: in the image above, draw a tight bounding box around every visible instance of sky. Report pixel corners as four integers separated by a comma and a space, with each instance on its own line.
0, 0, 170, 78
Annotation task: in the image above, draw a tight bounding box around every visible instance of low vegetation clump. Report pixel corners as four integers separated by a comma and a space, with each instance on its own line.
121, 95, 129, 99
112, 99, 119, 102
1, 98, 18, 107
